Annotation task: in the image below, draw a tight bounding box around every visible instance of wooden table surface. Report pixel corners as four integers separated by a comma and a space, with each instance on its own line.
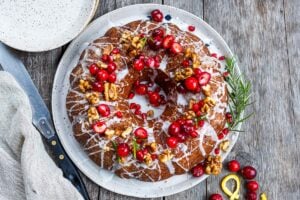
15, 0, 299, 199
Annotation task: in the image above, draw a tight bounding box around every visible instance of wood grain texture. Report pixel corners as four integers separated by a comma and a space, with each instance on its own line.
12, 0, 300, 199
163, 1, 206, 200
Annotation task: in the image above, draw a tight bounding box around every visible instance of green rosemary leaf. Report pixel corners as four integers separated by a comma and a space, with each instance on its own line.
132, 139, 139, 159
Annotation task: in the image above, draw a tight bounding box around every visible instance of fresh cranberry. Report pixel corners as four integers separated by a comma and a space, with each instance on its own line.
136, 149, 145, 161
177, 132, 187, 142
188, 25, 195, 32
134, 109, 142, 115
89, 64, 99, 75
193, 68, 202, 77
222, 128, 229, 135
135, 84, 148, 95
141, 113, 147, 120
211, 53, 217, 58
145, 57, 155, 67
133, 59, 145, 71
111, 48, 120, 54
214, 148, 220, 154
191, 164, 204, 177
198, 72, 211, 86
192, 103, 200, 112
198, 120, 205, 127
101, 54, 109, 62
182, 59, 190, 67
117, 143, 130, 157
198, 100, 205, 108
153, 55, 161, 68
151, 9, 163, 22
129, 102, 137, 109
209, 194, 223, 200
148, 91, 161, 106
97, 104, 110, 117
166, 136, 178, 148
148, 36, 163, 50
246, 181, 259, 192
170, 42, 183, 54
92, 82, 104, 92
177, 84, 186, 93
219, 55, 225, 60
218, 133, 224, 140
225, 112, 232, 119
168, 122, 181, 136
96, 69, 109, 82
227, 160, 240, 172
241, 166, 257, 180
135, 104, 141, 110
115, 111, 123, 118
128, 92, 135, 99
108, 73, 117, 83
176, 119, 186, 125
196, 110, 202, 116
190, 131, 198, 138
152, 28, 165, 38
134, 127, 148, 139
107, 62, 117, 73
184, 76, 199, 91
245, 191, 257, 200
92, 122, 106, 134
162, 35, 175, 49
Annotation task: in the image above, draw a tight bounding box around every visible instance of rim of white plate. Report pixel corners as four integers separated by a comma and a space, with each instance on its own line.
52, 4, 243, 198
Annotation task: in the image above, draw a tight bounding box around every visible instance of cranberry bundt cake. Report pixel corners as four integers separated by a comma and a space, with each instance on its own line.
66, 15, 229, 182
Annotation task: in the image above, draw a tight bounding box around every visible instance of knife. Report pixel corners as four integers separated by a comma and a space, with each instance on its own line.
0, 42, 90, 200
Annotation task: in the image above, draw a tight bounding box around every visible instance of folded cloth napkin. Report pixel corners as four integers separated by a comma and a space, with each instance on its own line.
0, 71, 83, 200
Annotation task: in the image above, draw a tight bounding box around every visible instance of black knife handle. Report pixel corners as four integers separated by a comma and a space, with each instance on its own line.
45, 134, 90, 200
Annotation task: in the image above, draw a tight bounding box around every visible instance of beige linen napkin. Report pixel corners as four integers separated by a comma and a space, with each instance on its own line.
0, 71, 83, 200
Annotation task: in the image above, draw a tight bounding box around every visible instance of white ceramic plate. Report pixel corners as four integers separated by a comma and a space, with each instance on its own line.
52, 4, 242, 198
0, 0, 99, 52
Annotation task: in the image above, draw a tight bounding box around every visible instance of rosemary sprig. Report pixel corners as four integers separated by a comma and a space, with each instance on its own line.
132, 139, 140, 159
225, 57, 253, 131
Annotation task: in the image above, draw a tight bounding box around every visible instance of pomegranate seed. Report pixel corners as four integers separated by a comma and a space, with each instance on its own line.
147, 36, 163, 50
218, 133, 224, 140
141, 113, 147, 120
182, 59, 190, 67
241, 166, 257, 180
190, 131, 198, 138
188, 25, 195, 32
129, 103, 137, 109
148, 91, 161, 106
166, 137, 178, 148
209, 194, 223, 200
135, 84, 148, 95
108, 73, 117, 83
198, 72, 211, 86
117, 143, 130, 157
218, 55, 225, 60
191, 164, 204, 177
192, 103, 200, 112
222, 128, 229, 135
89, 64, 99, 75
177, 132, 187, 142
214, 148, 220, 154
115, 111, 123, 118
111, 48, 120, 54
152, 28, 165, 38
92, 82, 104, 92
133, 59, 145, 71
107, 62, 117, 73
135, 104, 141, 110
170, 42, 183, 54
198, 120, 205, 127
128, 92, 135, 99
184, 76, 199, 91
101, 54, 109, 62
246, 181, 259, 192
136, 149, 145, 161
145, 57, 155, 67
245, 191, 257, 200
162, 35, 175, 49
168, 122, 181, 137
97, 104, 110, 117
134, 127, 148, 139
92, 122, 106, 134
134, 109, 141, 115
223, 71, 230, 77
151, 9, 164, 22
96, 69, 109, 82
227, 160, 240, 172
211, 53, 217, 58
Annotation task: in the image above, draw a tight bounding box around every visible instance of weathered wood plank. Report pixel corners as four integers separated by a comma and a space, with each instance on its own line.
204, 0, 299, 199
163, 1, 205, 199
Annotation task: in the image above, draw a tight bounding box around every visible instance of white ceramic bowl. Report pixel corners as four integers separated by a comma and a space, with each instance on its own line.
52, 4, 241, 198
0, 0, 98, 52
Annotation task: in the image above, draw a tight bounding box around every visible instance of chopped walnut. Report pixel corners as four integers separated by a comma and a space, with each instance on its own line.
79, 79, 91, 93
174, 68, 194, 81
104, 82, 118, 101
102, 44, 113, 55
85, 92, 100, 105
201, 97, 216, 113
159, 149, 174, 163
149, 142, 157, 152
121, 126, 132, 138
87, 107, 99, 123
96, 60, 108, 69
205, 155, 222, 175
184, 47, 201, 68
144, 153, 153, 166
105, 129, 115, 138
219, 140, 230, 152
147, 110, 154, 118
184, 110, 196, 119
189, 99, 197, 109
202, 85, 211, 96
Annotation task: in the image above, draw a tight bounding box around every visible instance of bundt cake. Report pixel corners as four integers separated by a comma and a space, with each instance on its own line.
66, 11, 230, 182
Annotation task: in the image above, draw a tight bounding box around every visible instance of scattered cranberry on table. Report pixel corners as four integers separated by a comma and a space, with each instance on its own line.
246, 181, 259, 192
241, 166, 257, 180
209, 193, 223, 200
227, 160, 241, 172
245, 191, 257, 200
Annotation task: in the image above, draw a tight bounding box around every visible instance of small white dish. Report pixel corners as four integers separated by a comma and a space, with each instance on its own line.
0, 0, 99, 52
52, 4, 242, 198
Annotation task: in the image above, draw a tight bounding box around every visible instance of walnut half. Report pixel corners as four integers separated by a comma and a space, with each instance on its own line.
104, 83, 118, 101
205, 155, 222, 175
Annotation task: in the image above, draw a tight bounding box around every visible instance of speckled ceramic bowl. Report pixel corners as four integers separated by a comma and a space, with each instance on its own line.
52, 4, 242, 198
0, 0, 99, 52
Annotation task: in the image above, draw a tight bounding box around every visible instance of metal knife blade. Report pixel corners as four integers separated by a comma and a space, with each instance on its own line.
0, 42, 90, 200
